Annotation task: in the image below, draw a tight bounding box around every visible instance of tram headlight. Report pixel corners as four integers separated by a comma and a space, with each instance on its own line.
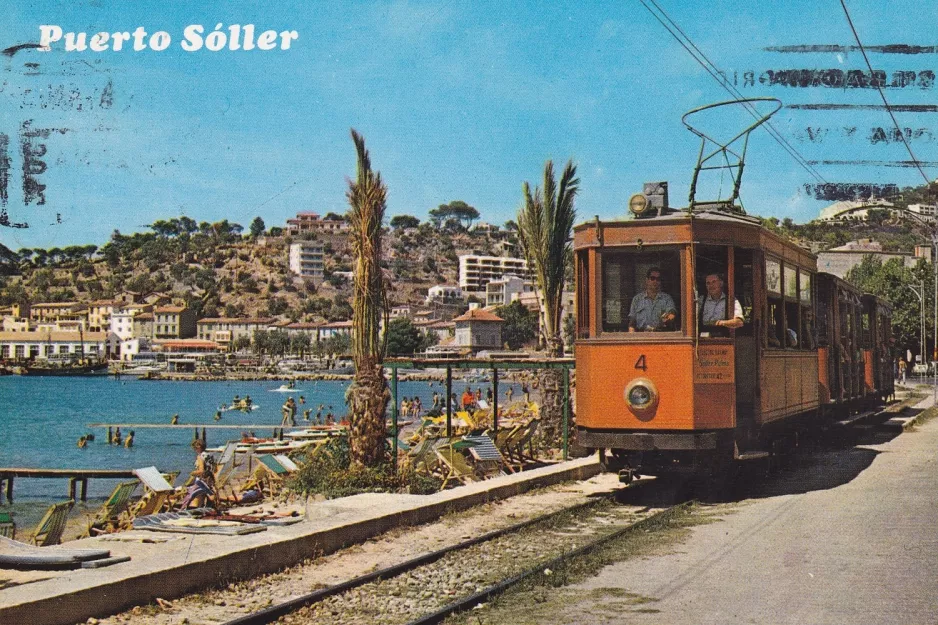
628, 193, 650, 217
624, 378, 659, 415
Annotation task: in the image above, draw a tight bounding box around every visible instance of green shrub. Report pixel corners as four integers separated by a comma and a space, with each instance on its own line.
289, 438, 442, 498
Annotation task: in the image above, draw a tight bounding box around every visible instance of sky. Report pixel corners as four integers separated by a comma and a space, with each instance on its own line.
2, 0, 938, 250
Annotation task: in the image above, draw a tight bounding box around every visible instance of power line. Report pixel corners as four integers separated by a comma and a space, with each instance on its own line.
839, 0, 932, 186
638, 0, 827, 184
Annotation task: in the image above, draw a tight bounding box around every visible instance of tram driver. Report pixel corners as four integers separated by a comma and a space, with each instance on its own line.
697, 272, 744, 336
628, 267, 677, 332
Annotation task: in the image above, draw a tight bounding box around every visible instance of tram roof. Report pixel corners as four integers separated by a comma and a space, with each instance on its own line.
574, 209, 816, 268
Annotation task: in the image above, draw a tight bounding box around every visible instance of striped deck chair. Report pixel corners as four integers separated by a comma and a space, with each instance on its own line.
493, 423, 523, 460
434, 445, 477, 489
32, 500, 75, 546
87, 480, 139, 536
132, 467, 176, 517
213, 441, 241, 500
462, 434, 512, 476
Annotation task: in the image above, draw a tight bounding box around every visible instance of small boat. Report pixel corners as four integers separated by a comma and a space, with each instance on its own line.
283, 426, 348, 440
219, 403, 260, 412
118, 364, 166, 377
269, 385, 303, 392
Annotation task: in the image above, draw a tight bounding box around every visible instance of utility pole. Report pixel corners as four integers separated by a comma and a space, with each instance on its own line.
907, 282, 925, 367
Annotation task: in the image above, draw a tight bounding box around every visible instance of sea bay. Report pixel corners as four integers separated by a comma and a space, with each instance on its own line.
0, 374, 521, 505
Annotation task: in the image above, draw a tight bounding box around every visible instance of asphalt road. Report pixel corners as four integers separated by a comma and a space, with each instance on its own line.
570, 408, 938, 625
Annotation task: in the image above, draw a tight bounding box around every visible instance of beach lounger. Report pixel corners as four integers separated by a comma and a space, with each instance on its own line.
0, 535, 128, 570
132, 467, 176, 517
434, 445, 477, 489
87, 480, 139, 536
462, 434, 512, 476
31, 500, 75, 546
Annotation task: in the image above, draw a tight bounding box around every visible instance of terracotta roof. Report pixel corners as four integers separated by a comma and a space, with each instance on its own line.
32, 302, 84, 309
154, 306, 187, 313
197, 317, 276, 324
135, 313, 154, 320
158, 340, 220, 350
453, 309, 503, 322
286, 322, 323, 329
322, 320, 353, 328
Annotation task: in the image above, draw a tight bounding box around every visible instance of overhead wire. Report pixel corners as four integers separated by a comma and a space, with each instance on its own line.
838, 0, 932, 186
638, 0, 828, 185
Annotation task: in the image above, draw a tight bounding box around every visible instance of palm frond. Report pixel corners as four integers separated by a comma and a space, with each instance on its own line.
517, 159, 578, 356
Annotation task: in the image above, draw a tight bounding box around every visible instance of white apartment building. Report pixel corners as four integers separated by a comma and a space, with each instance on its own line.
288, 242, 325, 280
485, 275, 533, 307
458, 255, 532, 295
908, 203, 937, 223
425, 285, 465, 305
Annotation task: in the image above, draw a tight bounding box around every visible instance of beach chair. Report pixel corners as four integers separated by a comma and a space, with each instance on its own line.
507, 418, 541, 465
406, 437, 441, 475
434, 445, 477, 489
463, 434, 512, 476
31, 500, 75, 546
0, 511, 14, 540
212, 441, 240, 495
493, 423, 523, 460
132, 467, 176, 517
87, 480, 139, 536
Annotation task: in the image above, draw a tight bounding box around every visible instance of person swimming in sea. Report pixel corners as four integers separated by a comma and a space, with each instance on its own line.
124, 430, 134, 448
171, 414, 180, 425
77, 436, 87, 449
214, 411, 222, 421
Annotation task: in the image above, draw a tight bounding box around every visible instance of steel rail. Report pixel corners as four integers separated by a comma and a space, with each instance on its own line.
404, 501, 691, 625
219, 492, 629, 625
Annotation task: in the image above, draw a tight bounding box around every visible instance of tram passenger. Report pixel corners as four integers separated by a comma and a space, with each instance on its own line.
628, 267, 676, 332
697, 273, 744, 336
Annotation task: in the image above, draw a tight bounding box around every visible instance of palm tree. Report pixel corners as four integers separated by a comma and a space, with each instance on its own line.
517, 160, 579, 356
344, 130, 391, 468
517, 160, 579, 445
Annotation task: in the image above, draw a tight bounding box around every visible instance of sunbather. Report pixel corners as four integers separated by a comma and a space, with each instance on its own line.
178, 440, 216, 510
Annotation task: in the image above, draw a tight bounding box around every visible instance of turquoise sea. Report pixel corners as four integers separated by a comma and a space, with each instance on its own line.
0, 374, 521, 527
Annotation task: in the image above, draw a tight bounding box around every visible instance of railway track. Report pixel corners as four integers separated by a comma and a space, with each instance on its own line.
220, 487, 688, 625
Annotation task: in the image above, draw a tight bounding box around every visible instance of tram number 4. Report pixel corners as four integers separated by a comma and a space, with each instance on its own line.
634, 355, 647, 371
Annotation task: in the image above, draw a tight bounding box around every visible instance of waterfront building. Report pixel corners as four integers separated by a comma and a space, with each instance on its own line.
279, 321, 324, 342
153, 306, 196, 339
453, 306, 503, 351
196, 317, 277, 348
88, 299, 124, 332
458, 255, 532, 295
28, 302, 88, 329
134, 312, 154, 339
0, 330, 119, 361
288, 241, 325, 280
110, 304, 153, 340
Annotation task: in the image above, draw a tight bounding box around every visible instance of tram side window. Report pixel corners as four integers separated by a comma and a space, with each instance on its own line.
800, 271, 816, 349
576, 250, 590, 338
765, 257, 784, 347
601, 250, 682, 333
783, 264, 800, 348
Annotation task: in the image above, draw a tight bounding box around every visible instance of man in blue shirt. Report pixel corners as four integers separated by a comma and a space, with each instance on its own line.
629, 268, 677, 332
698, 272, 744, 333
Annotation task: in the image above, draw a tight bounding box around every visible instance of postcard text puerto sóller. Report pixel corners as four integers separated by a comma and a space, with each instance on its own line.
38, 24, 298, 52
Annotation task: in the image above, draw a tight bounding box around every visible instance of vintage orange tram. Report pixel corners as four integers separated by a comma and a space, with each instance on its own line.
572, 200, 894, 479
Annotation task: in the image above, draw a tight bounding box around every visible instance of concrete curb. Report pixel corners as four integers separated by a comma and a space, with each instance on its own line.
0, 457, 602, 625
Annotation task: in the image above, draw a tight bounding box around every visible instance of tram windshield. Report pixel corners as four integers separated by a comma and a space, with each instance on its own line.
601, 249, 682, 333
